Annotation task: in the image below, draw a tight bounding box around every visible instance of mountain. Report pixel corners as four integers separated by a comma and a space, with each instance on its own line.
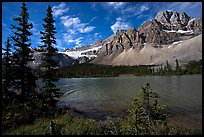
28, 10, 202, 69
28, 50, 77, 69
90, 10, 202, 67
28, 39, 104, 69
59, 43, 103, 60
155, 10, 202, 31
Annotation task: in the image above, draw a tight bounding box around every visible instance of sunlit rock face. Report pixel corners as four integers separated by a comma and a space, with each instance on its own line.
91, 10, 202, 67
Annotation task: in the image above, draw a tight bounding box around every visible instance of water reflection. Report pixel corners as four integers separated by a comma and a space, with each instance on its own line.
51, 75, 202, 131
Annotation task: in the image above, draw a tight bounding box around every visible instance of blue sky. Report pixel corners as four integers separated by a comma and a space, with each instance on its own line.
2, 2, 202, 51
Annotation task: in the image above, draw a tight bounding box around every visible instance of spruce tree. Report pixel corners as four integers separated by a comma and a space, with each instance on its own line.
3, 2, 39, 127
39, 5, 62, 116
2, 37, 17, 111
165, 60, 172, 73
127, 82, 168, 135
10, 2, 37, 101
175, 59, 181, 74
2, 37, 14, 89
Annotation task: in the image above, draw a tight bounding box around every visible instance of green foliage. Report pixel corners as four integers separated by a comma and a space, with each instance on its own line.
55, 63, 153, 78
10, 1, 36, 99
38, 5, 62, 117
53, 59, 202, 78
2, 37, 15, 87
175, 59, 182, 74
152, 59, 202, 76
3, 82, 200, 135
120, 82, 168, 135
164, 60, 172, 73
2, 37, 16, 112
2, 2, 40, 131
184, 59, 202, 74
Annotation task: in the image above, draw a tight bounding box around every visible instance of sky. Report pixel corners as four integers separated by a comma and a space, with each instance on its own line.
2, 2, 202, 52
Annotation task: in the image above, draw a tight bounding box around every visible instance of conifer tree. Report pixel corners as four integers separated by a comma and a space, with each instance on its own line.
2, 37, 14, 89
165, 60, 172, 73
3, 2, 39, 128
2, 37, 17, 111
175, 59, 181, 74
10, 2, 37, 101
127, 82, 168, 135
39, 5, 62, 116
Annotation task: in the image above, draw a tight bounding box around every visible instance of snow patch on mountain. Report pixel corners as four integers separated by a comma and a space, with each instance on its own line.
59, 46, 102, 59
163, 29, 194, 34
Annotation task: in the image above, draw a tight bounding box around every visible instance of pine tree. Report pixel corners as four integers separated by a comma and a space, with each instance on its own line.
2, 37, 14, 89
10, 2, 37, 101
2, 37, 17, 111
127, 82, 168, 135
165, 60, 172, 73
3, 2, 39, 128
175, 59, 181, 74
39, 5, 62, 116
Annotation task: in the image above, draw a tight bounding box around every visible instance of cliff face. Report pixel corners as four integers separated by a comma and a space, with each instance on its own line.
91, 10, 202, 66
155, 10, 191, 28
138, 19, 181, 45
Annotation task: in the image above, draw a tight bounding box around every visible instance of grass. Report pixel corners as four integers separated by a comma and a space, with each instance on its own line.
3, 113, 201, 135
2, 114, 97, 135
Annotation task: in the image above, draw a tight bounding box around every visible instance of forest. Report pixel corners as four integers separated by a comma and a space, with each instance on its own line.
54, 59, 202, 78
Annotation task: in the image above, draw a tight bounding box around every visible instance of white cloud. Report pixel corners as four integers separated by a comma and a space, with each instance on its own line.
121, 4, 149, 18
166, 2, 202, 17
74, 37, 83, 45
63, 33, 83, 46
60, 16, 95, 34
63, 33, 73, 42
94, 32, 101, 37
110, 17, 131, 33
61, 16, 81, 27
168, 2, 195, 11
54, 39, 66, 50
52, 2, 69, 17
89, 16, 97, 23
149, 2, 201, 18
140, 5, 149, 12
60, 14, 96, 47
79, 26, 95, 33
99, 2, 150, 20
94, 32, 100, 35
106, 2, 127, 9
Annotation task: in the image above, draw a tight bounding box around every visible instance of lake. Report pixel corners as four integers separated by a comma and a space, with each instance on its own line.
45, 74, 202, 131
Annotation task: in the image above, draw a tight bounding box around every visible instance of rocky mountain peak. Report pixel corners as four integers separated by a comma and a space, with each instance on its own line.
114, 29, 127, 37
155, 10, 191, 26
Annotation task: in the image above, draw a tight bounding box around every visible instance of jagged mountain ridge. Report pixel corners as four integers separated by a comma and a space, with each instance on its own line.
90, 10, 202, 67
155, 10, 202, 31
28, 10, 202, 69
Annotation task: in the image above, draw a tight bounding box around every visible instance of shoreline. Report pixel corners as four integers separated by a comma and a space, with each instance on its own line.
60, 104, 202, 133
56, 73, 202, 79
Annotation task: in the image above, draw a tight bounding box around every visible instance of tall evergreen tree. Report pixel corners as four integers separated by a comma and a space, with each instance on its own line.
126, 82, 168, 135
175, 59, 181, 74
2, 37, 14, 89
39, 5, 62, 116
2, 2, 40, 128
165, 60, 172, 73
10, 2, 37, 101
2, 37, 17, 111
